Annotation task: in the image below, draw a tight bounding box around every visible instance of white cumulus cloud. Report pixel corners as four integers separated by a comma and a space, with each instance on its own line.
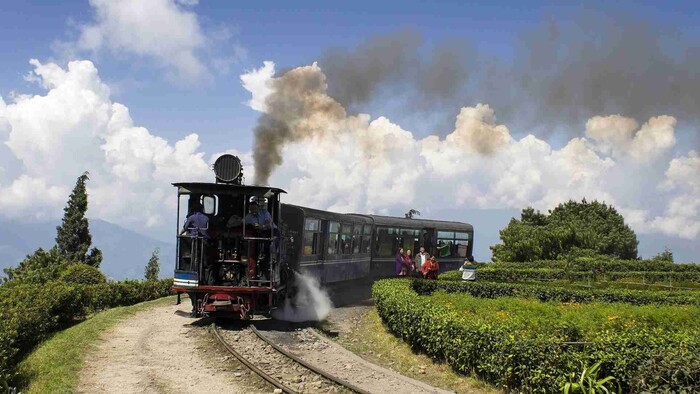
0, 59, 212, 230
63, 0, 243, 82
586, 114, 676, 161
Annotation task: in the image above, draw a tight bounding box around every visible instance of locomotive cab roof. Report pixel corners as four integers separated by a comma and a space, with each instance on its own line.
172, 182, 286, 196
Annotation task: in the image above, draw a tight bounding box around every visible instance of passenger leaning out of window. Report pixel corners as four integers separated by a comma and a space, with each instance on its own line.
422, 255, 439, 280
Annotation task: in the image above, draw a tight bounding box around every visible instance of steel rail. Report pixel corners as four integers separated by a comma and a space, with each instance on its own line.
212, 322, 298, 394
250, 325, 371, 394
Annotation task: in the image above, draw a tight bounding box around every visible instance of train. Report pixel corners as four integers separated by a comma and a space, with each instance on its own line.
172, 154, 474, 318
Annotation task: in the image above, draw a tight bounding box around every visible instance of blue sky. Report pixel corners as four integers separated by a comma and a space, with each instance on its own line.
2, 0, 698, 155
0, 0, 699, 254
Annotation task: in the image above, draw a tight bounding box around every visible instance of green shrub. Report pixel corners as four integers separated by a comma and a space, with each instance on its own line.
0, 278, 173, 389
631, 341, 700, 392
373, 279, 700, 392
60, 264, 106, 285
2, 248, 69, 284
484, 258, 700, 272
441, 266, 700, 285
421, 276, 700, 306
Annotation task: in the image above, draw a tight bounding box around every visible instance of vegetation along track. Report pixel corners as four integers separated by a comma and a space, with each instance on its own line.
212, 320, 369, 394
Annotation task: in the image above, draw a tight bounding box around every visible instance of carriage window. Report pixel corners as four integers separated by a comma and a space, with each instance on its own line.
351, 225, 362, 253
437, 231, 472, 257
455, 240, 469, 257
340, 224, 353, 254
357, 224, 372, 253
327, 221, 340, 255
303, 218, 321, 255
455, 232, 470, 240
436, 238, 453, 257
361, 236, 371, 253
437, 231, 454, 239
201, 195, 217, 215
401, 228, 420, 254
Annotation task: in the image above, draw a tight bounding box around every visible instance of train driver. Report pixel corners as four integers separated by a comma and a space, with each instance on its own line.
244, 199, 277, 231
181, 202, 209, 238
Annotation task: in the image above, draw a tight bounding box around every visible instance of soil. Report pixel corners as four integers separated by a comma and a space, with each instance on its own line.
77, 298, 462, 394
258, 300, 454, 394
218, 324, 351, 393
77, 302, 251, 394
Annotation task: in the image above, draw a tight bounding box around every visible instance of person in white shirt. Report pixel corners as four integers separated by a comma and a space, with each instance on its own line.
414, 246, 429, 277
458, 256, 478, 281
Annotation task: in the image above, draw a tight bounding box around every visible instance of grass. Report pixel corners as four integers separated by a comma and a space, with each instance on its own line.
336, 308, 500, 394
17, 296, 177, 394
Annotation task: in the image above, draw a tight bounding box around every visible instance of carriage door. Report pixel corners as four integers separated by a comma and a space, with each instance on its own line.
422, 228, 436, 255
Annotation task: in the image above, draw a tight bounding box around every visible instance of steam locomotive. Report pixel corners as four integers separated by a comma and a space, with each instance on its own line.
172, 154, 474, 318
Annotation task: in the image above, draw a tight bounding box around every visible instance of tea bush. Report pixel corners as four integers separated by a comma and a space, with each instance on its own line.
441, 267, 700, 284
373, 279, 700, 392
483, 258, 700, 272
417, 278, 700, 306
0, 278, 173, 388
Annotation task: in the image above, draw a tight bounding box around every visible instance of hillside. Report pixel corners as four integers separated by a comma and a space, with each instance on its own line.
0, 219, 174, 280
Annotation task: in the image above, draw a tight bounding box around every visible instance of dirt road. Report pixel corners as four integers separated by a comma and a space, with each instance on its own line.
77, 302, 248, 394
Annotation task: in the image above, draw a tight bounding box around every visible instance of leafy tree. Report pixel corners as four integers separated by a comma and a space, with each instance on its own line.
60, 263, 106, 285
491, 199, 638, 262
55, 172, 102, 267
2, 247, 69, 284
652, 246, 674, 263
145, 248, 160, 281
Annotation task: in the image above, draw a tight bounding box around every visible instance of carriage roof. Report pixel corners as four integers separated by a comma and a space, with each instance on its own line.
350, 214, 473, 232
172, 182, 286, 195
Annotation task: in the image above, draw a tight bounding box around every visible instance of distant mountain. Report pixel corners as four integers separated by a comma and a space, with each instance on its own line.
0, 219, 175, 280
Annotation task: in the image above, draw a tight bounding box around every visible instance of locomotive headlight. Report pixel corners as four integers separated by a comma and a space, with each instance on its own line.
213, 154, 243, 184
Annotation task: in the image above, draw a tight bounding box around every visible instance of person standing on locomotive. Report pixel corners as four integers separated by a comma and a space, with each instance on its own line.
244, 199, 276, 231
181, 202, 209, 237
244, 198, 277, 280
182, 201, 218, 285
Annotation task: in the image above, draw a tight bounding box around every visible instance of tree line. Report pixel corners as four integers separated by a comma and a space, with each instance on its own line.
490, 199, 673, 263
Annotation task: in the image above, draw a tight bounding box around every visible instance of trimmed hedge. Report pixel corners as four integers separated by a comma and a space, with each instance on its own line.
0, 278, 173, 387
441, 267, 700, 284
415, 278, 700, 306
373, 279, 700, 392
486, 258, 700, 272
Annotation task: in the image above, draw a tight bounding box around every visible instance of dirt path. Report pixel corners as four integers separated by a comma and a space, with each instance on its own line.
78, 302, 248, 394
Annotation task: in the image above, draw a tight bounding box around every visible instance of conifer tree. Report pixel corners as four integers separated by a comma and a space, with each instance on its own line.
55, 171, 102, 267
145, 248, 160, 281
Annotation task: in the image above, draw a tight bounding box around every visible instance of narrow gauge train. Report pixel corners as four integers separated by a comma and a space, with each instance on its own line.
172, 154, 474, 318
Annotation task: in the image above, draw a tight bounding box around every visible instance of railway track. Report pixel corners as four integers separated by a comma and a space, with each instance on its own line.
212, 321, 370, 394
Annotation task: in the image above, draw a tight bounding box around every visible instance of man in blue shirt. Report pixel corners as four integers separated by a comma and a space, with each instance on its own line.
244, 199, 278, 281
244, 200, 276, 231
182, 203, 209, 238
